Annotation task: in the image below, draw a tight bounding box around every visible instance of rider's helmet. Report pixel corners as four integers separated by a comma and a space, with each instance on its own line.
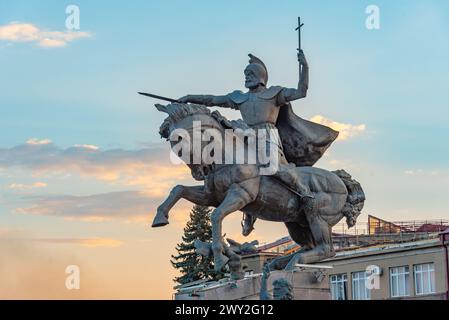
244, 54, 268, 87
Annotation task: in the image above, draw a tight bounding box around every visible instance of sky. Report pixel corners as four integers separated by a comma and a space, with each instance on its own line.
1, 0, 449, 299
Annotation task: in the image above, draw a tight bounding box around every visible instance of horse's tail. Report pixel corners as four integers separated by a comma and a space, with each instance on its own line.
332, 169, 366, 228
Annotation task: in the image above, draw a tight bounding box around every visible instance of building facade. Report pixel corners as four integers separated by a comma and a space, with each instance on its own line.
326, 237, 449, 300
241, 230, 449, 300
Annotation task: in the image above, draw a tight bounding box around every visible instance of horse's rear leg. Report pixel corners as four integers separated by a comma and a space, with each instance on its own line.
268, 222, 315, 271
284, 214, 335, 270
152, 185, 212, 227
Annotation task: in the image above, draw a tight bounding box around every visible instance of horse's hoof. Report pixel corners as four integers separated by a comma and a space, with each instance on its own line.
214, 254, 230, 272
152, 215, 169, 227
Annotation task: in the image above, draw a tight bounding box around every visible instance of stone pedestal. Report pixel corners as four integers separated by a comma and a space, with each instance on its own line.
175, 268, 331, 300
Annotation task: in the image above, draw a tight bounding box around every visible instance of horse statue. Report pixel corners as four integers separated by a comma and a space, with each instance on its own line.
151, 102, 365, 272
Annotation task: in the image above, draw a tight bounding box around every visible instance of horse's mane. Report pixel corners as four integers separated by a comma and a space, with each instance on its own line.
158, 103, 249, 139
158, 103, 211, 139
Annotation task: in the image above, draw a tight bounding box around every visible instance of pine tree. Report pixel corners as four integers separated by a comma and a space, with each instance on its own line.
171, 205, 224, 285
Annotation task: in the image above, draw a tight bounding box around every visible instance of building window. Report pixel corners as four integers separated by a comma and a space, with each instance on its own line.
352, 271, 371, 300
390, 266, 410, 298
330, 274, 348, 300
414, 263, 435, 295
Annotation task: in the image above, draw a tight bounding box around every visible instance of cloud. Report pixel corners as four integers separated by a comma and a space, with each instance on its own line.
0, 230, 179, 299
310, 115, 366, 141
35, 237, 123, 248
15, 191, 156, 222
0, 22, 92, 48
73, 144, 99, 150
0, 231, 123, 299
9, 182, 48, 190
13, 188, 199, 226
404, 169, 442, 177
405, 169, 422, 176
26, 138, 52, 145
0, 139, 198, 224
38, 38, 67, 48
0, 139, 192, 197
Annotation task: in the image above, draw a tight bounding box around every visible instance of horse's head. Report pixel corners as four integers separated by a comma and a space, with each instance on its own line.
156, 103, 226, 181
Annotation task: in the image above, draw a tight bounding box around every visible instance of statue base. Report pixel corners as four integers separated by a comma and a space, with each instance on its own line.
175, 267, 331, 300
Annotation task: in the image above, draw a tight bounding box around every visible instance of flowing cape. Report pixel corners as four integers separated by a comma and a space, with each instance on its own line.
276, 103, 339, 166
226, 87, 339, 166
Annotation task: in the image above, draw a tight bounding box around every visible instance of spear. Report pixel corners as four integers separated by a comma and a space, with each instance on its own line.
138, 92, 180, 103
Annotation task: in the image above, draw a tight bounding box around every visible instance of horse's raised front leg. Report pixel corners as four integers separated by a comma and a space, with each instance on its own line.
211, 178, 259, 271
152, 185, 212, 227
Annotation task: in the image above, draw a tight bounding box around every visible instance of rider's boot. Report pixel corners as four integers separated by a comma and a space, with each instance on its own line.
275, 167, 315, 209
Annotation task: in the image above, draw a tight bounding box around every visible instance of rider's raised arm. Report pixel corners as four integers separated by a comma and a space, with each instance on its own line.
178, 94, 237, 109
277, 50, 309, 104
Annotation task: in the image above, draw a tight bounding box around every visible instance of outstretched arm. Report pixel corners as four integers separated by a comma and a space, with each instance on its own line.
279, 50, 309, 103
178, 94, 235, 108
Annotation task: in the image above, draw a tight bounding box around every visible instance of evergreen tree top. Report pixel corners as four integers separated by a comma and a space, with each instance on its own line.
171, 205, 224, 285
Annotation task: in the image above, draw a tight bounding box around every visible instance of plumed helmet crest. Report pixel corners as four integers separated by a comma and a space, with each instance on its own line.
246, 53, 268, 86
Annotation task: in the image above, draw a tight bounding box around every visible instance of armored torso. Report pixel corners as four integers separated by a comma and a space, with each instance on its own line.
227, 86, 285, 127
226, 86, 288, 165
